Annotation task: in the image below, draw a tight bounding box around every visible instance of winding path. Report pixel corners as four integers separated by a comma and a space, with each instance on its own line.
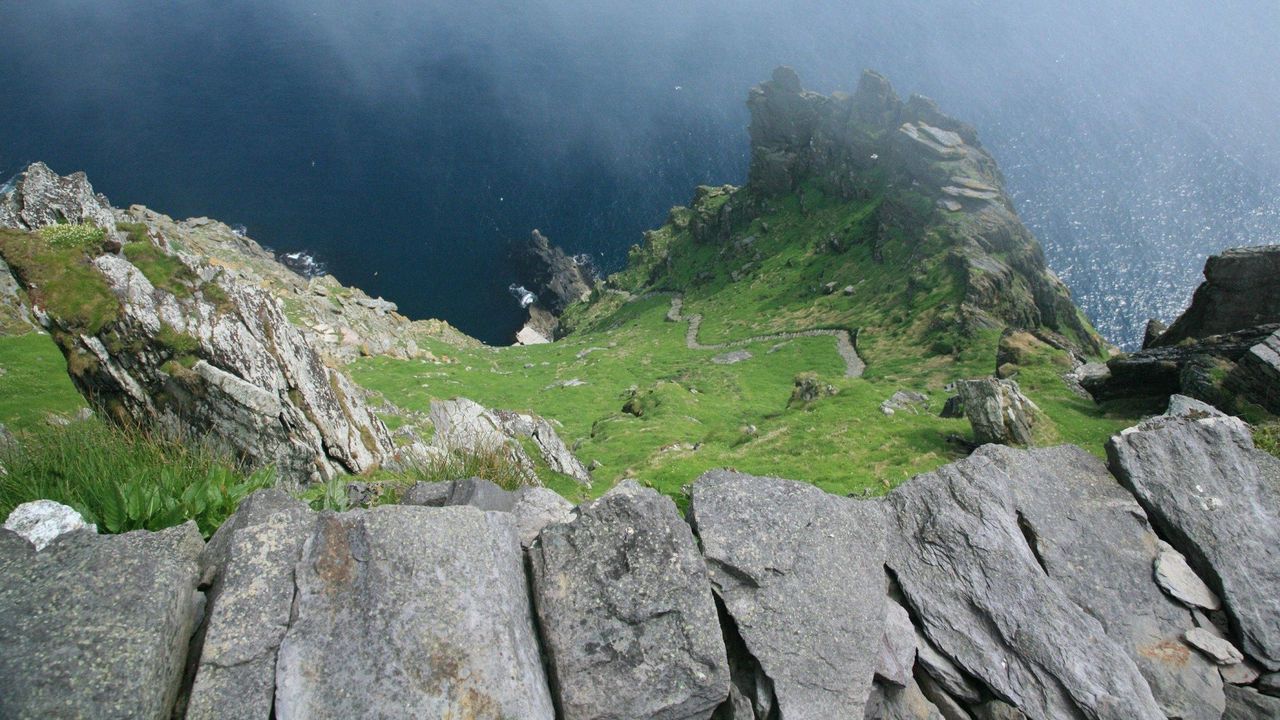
665, 295, 865, 378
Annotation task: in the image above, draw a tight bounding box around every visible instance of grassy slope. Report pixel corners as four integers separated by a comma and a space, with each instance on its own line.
0, 333, 87, 429
353, 186, 1146, 504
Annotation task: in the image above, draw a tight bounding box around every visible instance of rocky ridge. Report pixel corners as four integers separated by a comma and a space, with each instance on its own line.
3, 397, 1276, 719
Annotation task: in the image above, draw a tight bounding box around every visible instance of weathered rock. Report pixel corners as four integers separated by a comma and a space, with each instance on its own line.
970, 700, 1026, 720
1143, 318, 1169, 348
429, 398, 538, 482
914, 631, 982, 704
1087, 323, 1278, 402
0, 161, 117, 232
510, 486, 574, 547
496, 409, 591, 483
1227, 329, 1280, 413
444, 476, 517, 511
954, 377, 1038, 445
529, 481, 727, 720
938, 395, 965, 418
1154, 245, 1280, 346
517, 229, 595, 316
1155, 543, 1222, 610
400, 480, 451, 506
187, 490, 315, 720
1257, 671, 1280, 696
876, 599, 917, 687
0, 523, 204, 719
913, 670, 974, 720
711, 349, 752, 365
885, 446, 1173, 720
690, 471, 886, 719
1108, 411, 1280, 670
3, 498, 96, 550
275, 506, 554, 719
863, 679, 946, 720
881, 390, 930, 416
1223, 684, 1280, 719
1185, 627, 1246, 665
1220, 659, 1263, 686
1167, 393, 1227, 418
789, 371, 837, 406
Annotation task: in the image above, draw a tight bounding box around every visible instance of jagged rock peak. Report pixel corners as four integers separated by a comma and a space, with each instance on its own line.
512, 228, 595, 344
1152, 244, 1280, 347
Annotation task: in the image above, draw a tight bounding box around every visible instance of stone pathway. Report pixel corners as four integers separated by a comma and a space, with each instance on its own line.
666, 295, 865, 377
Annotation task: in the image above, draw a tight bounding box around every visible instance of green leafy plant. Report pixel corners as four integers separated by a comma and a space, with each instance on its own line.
0, 419, 274, 537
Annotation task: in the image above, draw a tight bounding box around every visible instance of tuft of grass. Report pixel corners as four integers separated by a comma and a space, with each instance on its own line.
1255, 421, 1280, 460
396, 445, 536, 492
0, 419, 274, 537
122, 237, 199, 298
37, 223, 104, 249
0, 228, 121, 334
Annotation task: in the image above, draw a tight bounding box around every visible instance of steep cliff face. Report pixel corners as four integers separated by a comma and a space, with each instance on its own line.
0, 164, 395, 485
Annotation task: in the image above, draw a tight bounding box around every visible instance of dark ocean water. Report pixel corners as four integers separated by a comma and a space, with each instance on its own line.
3, 2, 1277, 346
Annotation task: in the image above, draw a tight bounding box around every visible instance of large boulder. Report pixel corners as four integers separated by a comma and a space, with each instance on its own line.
885, 446, 1168, 720
1107, 410, 1280, 670
1154, 244, 1280, 346
954, 377, 1038, 445
275, 506, 554, 719
529, 480, 728, 720
186, 490, 316, 720
428, 398, 591, 485
0, 523, 204, 719
690, 471, 887, 719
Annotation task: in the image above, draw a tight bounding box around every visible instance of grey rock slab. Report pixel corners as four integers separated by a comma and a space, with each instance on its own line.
863, 679, 945, 720
1257, 671, 1280, 695
988, 445, 1224, 720
275, 505, 554, 720
876, 599, 917, 687
0, 522, 204, 719
711, 350, 752, 365
511, 486, 574, 547
914, 631, 982, 704
187, 490, 316, 720
1220, 659, 1262, 686
885, 446, 1171, 720
445, 476, 517, 511
3, 499, 96, 550
1167, 393, 1227, 419
400, 480, 451, 506
913, 671, 974, 720
1223, 684, 1280, 719
690, 470, 887, 719
1155, 543, 1223, 610
530, 480, 728, 720
1186, 627, 1246, 665
1108, 412, 1280, 669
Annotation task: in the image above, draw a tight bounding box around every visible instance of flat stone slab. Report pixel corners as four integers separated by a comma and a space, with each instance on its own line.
275, 506, 554, 719
691, 470, 887, 719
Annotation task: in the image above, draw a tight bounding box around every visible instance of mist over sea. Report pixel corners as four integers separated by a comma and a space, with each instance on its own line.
3, 1, 1277, 346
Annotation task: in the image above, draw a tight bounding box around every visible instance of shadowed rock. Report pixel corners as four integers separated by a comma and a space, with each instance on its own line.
1153, 245, 1280, 346
530, 480, 728, 720
690, 470, 886, 719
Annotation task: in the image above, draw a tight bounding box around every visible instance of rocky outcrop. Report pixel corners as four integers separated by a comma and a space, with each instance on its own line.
512, 229, 596, 342
0, 165, 397, 485
529, 481, 728, 720
0, 162, 118, 233
427, 397, 591, 485
1227, 328, 1280, 413
1153, 245, 1280, 346
690, 471, 887, 719
1108, 410, 1280, 670
953, 377, 1039, 445
742, 69, 1102, 354
0, 522, 204, 719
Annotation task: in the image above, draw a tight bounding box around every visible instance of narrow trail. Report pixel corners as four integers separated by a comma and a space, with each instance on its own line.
665, 295, 865, 378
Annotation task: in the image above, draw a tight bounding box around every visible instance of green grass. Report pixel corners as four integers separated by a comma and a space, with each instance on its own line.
0, 333, 88, 430
122, 236, 199, 298
0, 419, 274, 538
0, 228, 120, 335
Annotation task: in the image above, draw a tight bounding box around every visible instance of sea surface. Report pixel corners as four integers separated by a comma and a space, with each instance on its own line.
3, 2, 1277, 346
